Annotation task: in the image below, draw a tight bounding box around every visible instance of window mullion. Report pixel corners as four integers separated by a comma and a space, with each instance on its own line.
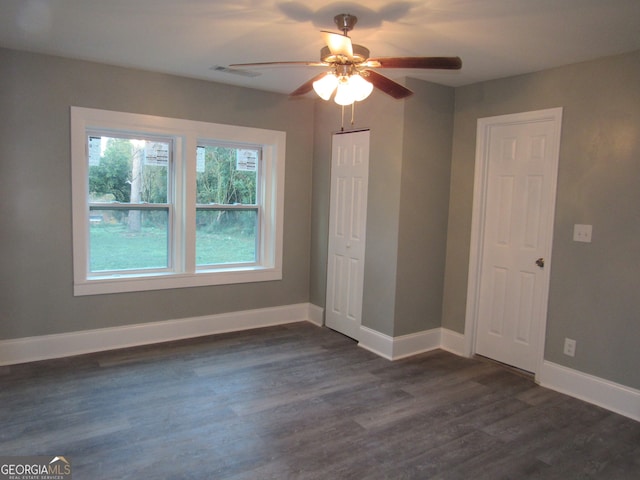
88, 203, 171, 210
182, 136, 197, 274
194, 204, 258, 210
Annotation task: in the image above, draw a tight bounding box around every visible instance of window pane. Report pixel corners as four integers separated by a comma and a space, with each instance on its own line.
196, 209, 257, 266
89, 209, 169, 272
196, 145, 257, 205
88, 136, 169, 204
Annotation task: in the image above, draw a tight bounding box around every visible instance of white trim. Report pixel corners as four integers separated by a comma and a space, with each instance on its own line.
70, 106, 286, 296
357, 326, 394, 360
307, 304, 324, 327
464, 107, 563, 374
440, 328, 466, 356
391, 329, 441, 360
357, 326, 441, 361
357, 324, 640, 422
4, 317, 637, 422
73, 268, 283, 296
0, 303, 317, 366
538, 360, 640, 422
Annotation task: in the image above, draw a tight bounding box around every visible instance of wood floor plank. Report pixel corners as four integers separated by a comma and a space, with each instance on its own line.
1, 321, 638, 479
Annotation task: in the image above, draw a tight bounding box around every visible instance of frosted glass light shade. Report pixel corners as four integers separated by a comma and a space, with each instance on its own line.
333, 74, 373, 105
349, 74, 373, 102
334, 80, 355, 106
313, 73, 338, 100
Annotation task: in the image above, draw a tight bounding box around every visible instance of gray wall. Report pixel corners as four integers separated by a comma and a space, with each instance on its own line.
311, 90, 404, 336
310, 78, 454, 337
442, 50, 640, 389
0, 47, 314, 339
394, 78, 454, 336
3, 44, 638, 391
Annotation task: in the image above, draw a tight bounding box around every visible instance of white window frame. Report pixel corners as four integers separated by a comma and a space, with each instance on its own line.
71, 106, 285, 296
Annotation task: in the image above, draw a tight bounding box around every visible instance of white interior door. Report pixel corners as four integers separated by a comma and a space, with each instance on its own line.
325, 130, 370, 340
469, 109, 562, 373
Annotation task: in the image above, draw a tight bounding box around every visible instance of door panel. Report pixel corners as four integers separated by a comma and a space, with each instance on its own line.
325, 131, 370, 340
474, 112, 561, 373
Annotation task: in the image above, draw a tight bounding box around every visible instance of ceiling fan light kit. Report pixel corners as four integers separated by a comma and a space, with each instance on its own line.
231, 13, 462, 107
335, 72, 374, 105
313, 68, 374, 105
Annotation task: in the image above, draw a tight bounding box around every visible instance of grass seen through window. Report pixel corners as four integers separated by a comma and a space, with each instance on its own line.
90, 221, 255, 272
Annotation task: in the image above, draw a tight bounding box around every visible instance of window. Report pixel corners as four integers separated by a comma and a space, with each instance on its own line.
86, 134, 173, 274
71, 107, 285, 295
195, 143, 260, 267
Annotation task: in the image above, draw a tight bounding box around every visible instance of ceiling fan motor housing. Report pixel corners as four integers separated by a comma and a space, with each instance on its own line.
320, 44, 370, 65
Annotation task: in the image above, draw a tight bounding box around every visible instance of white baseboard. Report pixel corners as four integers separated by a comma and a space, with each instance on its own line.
358, 325, 640, 422
4, 313, 637, 423
357, 326, 394, 359
358, 326, 441, 361
307, 303, 324, 327
440, 328, 466, 356
391, 328, 442, 360
538, 360, 640, 422
0, 303, 319, 366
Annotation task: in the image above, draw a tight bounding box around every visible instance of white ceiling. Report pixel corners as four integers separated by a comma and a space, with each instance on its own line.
2, 0, 640, 96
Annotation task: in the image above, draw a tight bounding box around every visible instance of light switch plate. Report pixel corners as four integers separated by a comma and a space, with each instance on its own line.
573, 224, 592, 243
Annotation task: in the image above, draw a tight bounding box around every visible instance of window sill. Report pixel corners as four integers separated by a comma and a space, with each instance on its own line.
74, 267, 282, 296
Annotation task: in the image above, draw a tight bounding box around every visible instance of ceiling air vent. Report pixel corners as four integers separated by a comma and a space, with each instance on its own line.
210, 65, 261, 77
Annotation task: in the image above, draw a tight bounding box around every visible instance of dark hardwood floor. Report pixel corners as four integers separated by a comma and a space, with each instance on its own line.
1, 322, 638, 479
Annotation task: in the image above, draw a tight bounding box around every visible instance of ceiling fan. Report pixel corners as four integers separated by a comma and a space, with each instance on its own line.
230, 13, 462, 105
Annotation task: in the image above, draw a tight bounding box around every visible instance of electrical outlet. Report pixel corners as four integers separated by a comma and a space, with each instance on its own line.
564, 338, 576, 357
573, 224, 592, 243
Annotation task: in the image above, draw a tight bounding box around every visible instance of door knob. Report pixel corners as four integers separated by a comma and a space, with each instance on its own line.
535, 258, 545, 268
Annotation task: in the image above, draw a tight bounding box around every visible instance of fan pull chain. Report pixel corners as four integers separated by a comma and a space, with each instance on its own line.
339, 103, 358, 131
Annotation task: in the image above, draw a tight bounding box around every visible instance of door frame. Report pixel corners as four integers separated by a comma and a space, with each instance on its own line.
463, 107, 563, 377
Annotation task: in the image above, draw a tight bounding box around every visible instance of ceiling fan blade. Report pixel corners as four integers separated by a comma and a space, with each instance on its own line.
290, 72, 329, 96
365, 57, 462, 70
229, 61, 326, 68
321, 31, 353, 59
364, 70, 413, 99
